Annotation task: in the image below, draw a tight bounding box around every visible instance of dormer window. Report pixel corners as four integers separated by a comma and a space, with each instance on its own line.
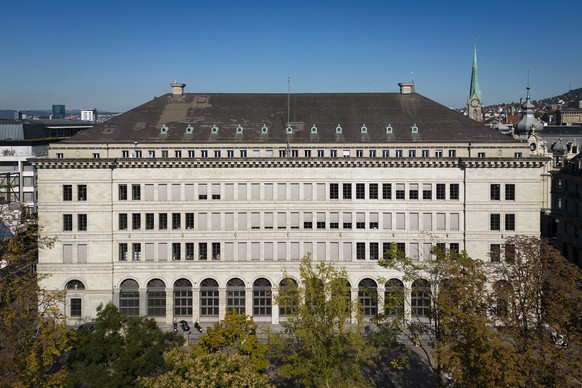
286, 126, 293, 134
386, 124, 393, 134
361, 124, 368, 133
185, 124, 194, 134
211, 125, 219, 134
160, 124, 169, 134
261, 125, 268, 134
411, 124, 419, 133
311, 125, 317, 134
336, 124, 343, 134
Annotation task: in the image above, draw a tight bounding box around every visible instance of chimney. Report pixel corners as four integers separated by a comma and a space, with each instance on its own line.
398, 82, 415, 95
171, 81, 186, 96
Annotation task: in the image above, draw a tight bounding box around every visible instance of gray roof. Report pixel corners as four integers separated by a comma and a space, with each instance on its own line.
63, 92, 516, 144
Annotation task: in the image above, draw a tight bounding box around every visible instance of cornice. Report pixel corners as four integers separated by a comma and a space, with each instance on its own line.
461, 157, 550, 169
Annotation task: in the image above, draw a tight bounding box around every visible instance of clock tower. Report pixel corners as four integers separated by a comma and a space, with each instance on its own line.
467, 39, 483, 122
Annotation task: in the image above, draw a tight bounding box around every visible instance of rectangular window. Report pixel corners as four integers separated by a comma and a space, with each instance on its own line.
421, 149, 429, 157
198, 213, 208, 230
132, 150, 142, 158
356, 183, 365, 199
304, 150, 311, 157
435, 150, 443, 157
93, 153, 100, 158
119, 243, 128, 261
70, 298, 82, 317
290, 183, 299, 200
118, 184, 127, 200
158, 184, 167, 201
382, 149, 389, 157
395, 150, 403, 157
369, 183, 378, 199
148, 150, 155, 158
450, 243, 459, 253
436, 183, 446, 200
343, 212, 352, 229
145, 213, 154, 230
225, 212, 234, 230
172, 213, 181, 229
159, 213, 167, 230
369, 149, 377, 157
185, 213, 194, 229
199, 243, 208, 260
370, 242, 379, 260
450, 213, 460, 231
240, 150, 247, 157
227, 150, 234, 157
198, 184, 208, 200
119, 213, 128, 230
251, 184, 260, 200
132, 243, 141, 261
264, 212, 273, 229
238, 212, 248, 230
132, 184, 141, 200
356, 149, 363, 157
317, 149, 324, 157
514, 152, 522, 158
354, 212, 364, 229
172, 243, 181, 260
145, 184, 154, 201
330, 183, 339, 199
212, 242, 221, 260
316, 183, 325, 200
396, 213, 405, 230
290, 212, 300, 229
505, 184, 515, 200
330, 212, 339, 229
303, 183, 313, 200
448, 150, 457, 157
450, 184, 459, 200
330, 149, 337, 157
505, 214, 515, 231
490, 244, 501, 262
395, 183, 405, 199
383, 212, 392, 229
63, 214, 73, 231
186, 243, 194, 260
77, 214, 87, 231
409, 149, 416, 157
478, 152, 486, 158
161, 150, 169, 158
490, 214, 501, 231
132, 213, 141, 230
77, 185, 87, 201
505, 243, 515, 263
422, 184, 432, 200
491, 184, 500, 200
212, 184, 221, 200
369, 212, 379, 229
316, 212, 326, 229
356, 242, 366, 260
122, 150, 129, 158
303, 212, 313, 229
383, 183, 392, 199
409, 184, 419, 199
188, 150, 195, 158
436, 213, 446, 230
409, 213, 419, 231
251, 212, 260, 229
422, 213, 432, 231
172, 184, 181, 201
63, 185, 73, 201
343, 183, 352, 199
277, 183, 286, 200
277, 212, 286, 229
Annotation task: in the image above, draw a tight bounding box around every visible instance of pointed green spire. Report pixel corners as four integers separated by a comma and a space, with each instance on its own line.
469, 39, 482, 102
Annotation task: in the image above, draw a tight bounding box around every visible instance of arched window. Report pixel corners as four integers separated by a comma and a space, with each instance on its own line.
385, 279, 404, 317
226, 278, 246, 315
173, 278, 192, 317
358, 278, 378, 316
278, 278, 298, 317
147, 279, 166, 317
120, 279, 140, 316
253, 278, 272, 316
200, 278, 219, 317
66, 280, 85, 318
411, 279, 431, 317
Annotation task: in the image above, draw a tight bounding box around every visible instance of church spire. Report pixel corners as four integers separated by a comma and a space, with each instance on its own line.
468, 37, 482, 102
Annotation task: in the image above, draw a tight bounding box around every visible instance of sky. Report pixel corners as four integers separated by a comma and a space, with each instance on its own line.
1, 0, 581, 113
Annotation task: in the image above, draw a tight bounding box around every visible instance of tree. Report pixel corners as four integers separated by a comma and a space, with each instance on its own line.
138, 348, 274, 388
192, 309, 269, 372
267, 256, 376, 388
0, 208, 72, 387
66, 302, 184, 387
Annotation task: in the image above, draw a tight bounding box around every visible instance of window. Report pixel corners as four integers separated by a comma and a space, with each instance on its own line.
172, 243, 181, 260
78, 214, 87, 231
199, 243, 208, 260
119, 213, 128, 230
356, 183, 365, 199
63, 214, 73, 231
478, 152, 486, 158
187, 150, 195, 158
505, 243, 515, 263
172, 213, 181, 229
304, 150, 311, 157
161, 150, 169, 158
145, 213, 154, 230
119, 243, 128, 261
450, 184, 459, 200
421, 149, 429, 157
343, 183, 352, 199
436, 184, 446, 200
253, 278, 272, 316
63, 185, 72, 201
369, 149, 377, 157
490, 244, 501, 262
303, 212, 313, 229
118, 184, 127, 200
212, 184, 221, 199
279, 278, 298, 316
385, 279, 404, 317
212, 242, 221, 260
159, 213, 167, 230
316, 212, 326, 229
505, 214, 515, 231
382, 149, 390, 157
491, 184, 500, 200
423, 184, 432, 200
356, 149, 363, 157
514, 152, 522, 158
147, 279, 166, 317
200, 278, 219, 316
411, 279, 431, 317
369, 212, 379, 229
132, 213, 141, 230
370, 242, 379, 260
448, 150, 457, 157
227, 278, 246, 315
490, 214, 501, 231
317, 149, 324, 157
175, 150, 182, 158
409, 184, 419, 199
185, 243, 194, 260
450, 243, 459, 253
174, 278, 193, 316
356, 242, 366, 260
358, 279, 378, 316
119, 279, 139, 316
122, 150, 129, 158
330, 149, 337, 157
132, 243, 141, 261
342, 212, 352, 229
132, 184, 141, 200
199, 183, 208, 200
395, 184, 405, 199
383, 183, 392, 199
395, 150, 403, 157
185, 213, 194, 229
77, 185, 87, 201
330, 183, 339, 199
505, 184, 515, 200
330, 212, 339, 229
369, 183, 378, 199
148, 150, 155, 158
409, 149, 416, 157
70, 298, 82, 318
56, 153, 63, 158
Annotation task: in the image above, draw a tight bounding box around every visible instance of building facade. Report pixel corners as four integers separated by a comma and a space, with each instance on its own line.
34, 83, 549, 327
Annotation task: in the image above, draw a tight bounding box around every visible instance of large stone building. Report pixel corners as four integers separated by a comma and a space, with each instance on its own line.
34, 82, 550, 327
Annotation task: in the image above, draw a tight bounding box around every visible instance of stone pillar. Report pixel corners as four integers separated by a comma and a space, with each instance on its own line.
350, 288, 358, 323
271, 288, 279, 324
166, 288, 173, 325
139, 288, 147, 316
192, 286, 200, 323
245, 286, 253, 317
219, 287, 227, 319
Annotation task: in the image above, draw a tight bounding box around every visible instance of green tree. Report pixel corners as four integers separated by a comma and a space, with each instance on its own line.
268, 256, 376, 388
66, 302, 184, 387
193, 309, 269, 372
0, 208, 72, 387
138, 348, 274, 388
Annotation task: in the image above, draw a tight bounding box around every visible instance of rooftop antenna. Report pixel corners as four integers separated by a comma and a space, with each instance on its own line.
527, 69, 531, 98
285, 76, 291, 156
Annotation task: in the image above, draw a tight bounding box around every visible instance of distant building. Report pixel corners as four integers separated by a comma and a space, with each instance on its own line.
52, 105, 66, 119
556, 107, 582, 125
81, 109, 98, 122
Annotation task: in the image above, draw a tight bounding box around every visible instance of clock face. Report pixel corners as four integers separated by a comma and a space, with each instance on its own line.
470, 99, 479, 107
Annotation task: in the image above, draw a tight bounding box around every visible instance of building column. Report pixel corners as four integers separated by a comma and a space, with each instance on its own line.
218, 287, 227, 320
271, 288, 279, 324
139, 288, 147, 317
192, 286, 200, 323
245, 286, 253, 317
166, 288, 173, 325
377, 285, 385, 315
350, 287, 358, 323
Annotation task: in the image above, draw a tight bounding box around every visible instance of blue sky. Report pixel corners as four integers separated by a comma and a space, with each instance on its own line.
1, 0, 581, 112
